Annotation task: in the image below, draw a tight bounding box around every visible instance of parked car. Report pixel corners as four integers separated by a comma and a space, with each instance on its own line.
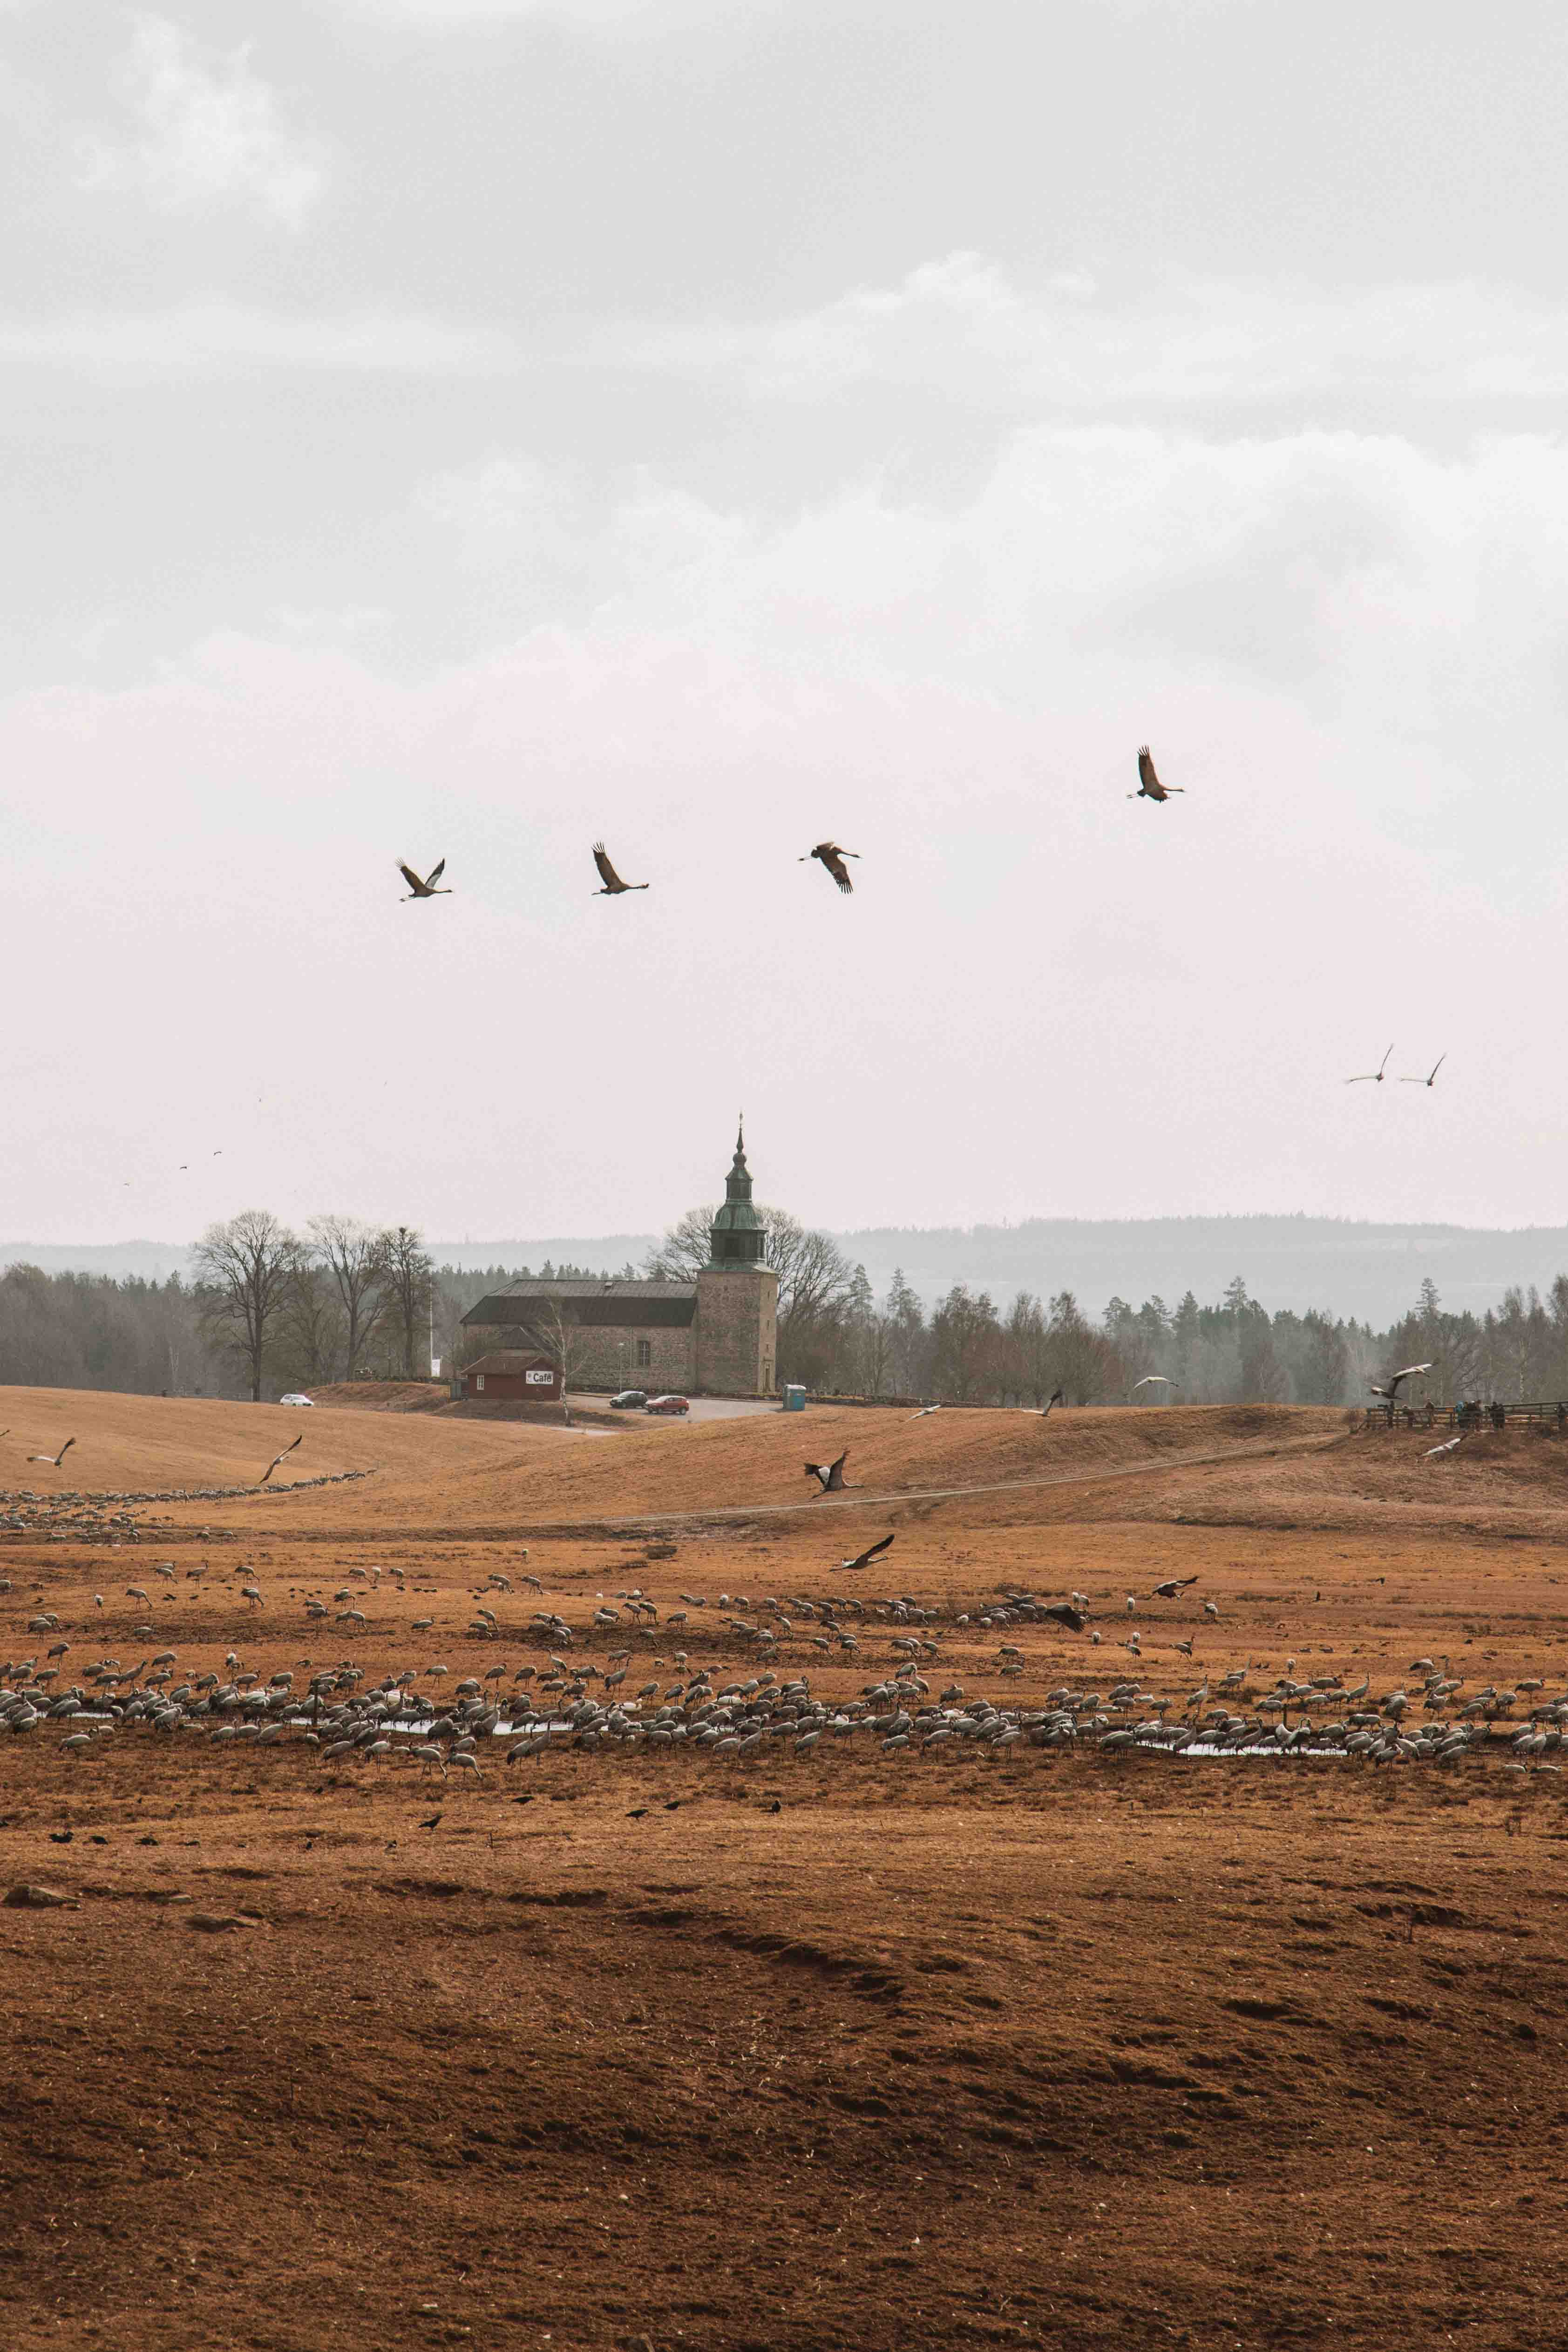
610, 1390, 648, 1410
278, 1392, 315, 1407
645, 1393, 690, 1416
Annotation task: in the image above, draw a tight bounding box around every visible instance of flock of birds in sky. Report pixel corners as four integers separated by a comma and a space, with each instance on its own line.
6, 1430, 309, 1489
397, 748, 1448, 1085
1345, 1046, 1447, 1088
403, 838, 862, 901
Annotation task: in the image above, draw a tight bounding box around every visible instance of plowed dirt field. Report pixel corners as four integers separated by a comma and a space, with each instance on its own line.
4, 1391, 1567, 2350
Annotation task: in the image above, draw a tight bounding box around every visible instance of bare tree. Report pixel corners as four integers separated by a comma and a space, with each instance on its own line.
194, 1210, 300, 1402
309, 1215, 387, 1379
538, 1297, 580, 1424
643, 1198, 859, 1385
930, 1284, 1002, 1402
1001, 1290, 1050, 1405
279, 1255, 345, 1387
643, 1206, 720, 1282
884, 1268, 929, 1397
378, 1225, 435, 1379
1047, 1290, 1119, 1404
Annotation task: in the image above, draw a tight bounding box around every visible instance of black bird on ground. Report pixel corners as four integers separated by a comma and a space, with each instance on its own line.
805, 1450, 850, 1495
259, 1433, 304, 1484
398, 858, 450, 901
801, 841, 859, 894
838, 1533, 894, 1572
1131, 746, 1184, 802
592, 842, 648, 895
419, 1813, 442, 1829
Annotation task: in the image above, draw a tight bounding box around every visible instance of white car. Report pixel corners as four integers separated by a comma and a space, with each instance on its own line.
278, 1392, 315, 1408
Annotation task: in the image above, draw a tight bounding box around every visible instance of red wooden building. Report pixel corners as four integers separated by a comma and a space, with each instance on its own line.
460, 1351, 562, 1403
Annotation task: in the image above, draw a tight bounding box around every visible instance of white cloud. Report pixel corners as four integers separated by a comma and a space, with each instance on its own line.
598, 252, 1568, 420
334, 0, 758, 22
0, 302, 515, 373
75, 14, 324, 227
417, 455, 572, 543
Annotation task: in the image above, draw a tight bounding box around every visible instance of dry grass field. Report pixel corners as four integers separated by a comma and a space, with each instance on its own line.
5, 1388, 1568, 2350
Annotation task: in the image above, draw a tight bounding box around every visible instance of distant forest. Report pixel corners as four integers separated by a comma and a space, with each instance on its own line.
4, 1220, 1568, 1409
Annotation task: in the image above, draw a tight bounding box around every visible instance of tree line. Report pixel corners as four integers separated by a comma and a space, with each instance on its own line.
5, 1201, 1568, 1409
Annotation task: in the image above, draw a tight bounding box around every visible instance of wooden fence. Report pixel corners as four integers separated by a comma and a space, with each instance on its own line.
1355, 1400, 1568, 1432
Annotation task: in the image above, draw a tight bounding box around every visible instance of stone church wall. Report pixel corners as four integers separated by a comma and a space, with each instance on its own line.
475, 1320, 696, 1394
695, 1266, 778, 1395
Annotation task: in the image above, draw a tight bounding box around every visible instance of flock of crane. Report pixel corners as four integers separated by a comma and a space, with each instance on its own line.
400, 835, 864, 905
5, 1430, 305, 1489
398, 756, 1449, 1092
400, 747, 1198, 914
6, 1565, 1561, 1779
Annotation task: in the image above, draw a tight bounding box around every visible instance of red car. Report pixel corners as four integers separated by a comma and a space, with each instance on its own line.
645, 1393, 690, 1416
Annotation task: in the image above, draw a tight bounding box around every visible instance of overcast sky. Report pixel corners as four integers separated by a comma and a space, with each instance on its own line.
4, 0, 1568, 1251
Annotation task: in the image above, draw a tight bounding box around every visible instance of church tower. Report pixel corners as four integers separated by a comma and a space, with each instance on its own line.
695, 1123, 779, 1394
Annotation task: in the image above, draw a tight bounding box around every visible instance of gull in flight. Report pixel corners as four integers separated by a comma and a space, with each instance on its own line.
804, 1450, 850, 1495
909, 1403, 941, 1421
592, 842, 649, 895
1130, 746, 1184, 802
28, 1438, 75, 1467
1401, 1055, 1447, 1088
1345, 1045, 1392, 1085
838, 1534, 895, 1572
801, 842, 859, 894
259, 1434, 304, 1484
1425, 1433, 1464, 1458
398, 858, 450, 901
1134, 1375, 1171, 1392
1370, 1362, 1432, 1403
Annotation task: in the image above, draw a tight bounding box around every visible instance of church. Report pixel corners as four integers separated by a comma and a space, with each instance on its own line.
460, 1126, 779, 1397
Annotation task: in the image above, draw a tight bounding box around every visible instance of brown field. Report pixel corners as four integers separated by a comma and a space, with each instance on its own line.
5, 1388, 1568, 2351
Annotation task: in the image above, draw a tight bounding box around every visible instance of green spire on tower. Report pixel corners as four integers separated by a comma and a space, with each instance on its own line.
708, 1119, 767, 1267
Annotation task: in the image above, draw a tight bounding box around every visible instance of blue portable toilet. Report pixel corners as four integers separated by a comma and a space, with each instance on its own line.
782, 1383, 807, 1412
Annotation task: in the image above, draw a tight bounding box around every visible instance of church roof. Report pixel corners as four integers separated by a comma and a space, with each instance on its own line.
479, 1278, 696, 1304
462, 1277, 697, 1331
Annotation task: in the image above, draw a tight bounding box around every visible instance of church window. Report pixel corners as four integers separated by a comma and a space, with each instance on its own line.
637, 1339, 652, 1367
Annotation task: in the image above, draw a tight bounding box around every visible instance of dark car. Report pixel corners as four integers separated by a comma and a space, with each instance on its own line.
610, 1390, 648, 1410
645, 1393, 690, 1416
